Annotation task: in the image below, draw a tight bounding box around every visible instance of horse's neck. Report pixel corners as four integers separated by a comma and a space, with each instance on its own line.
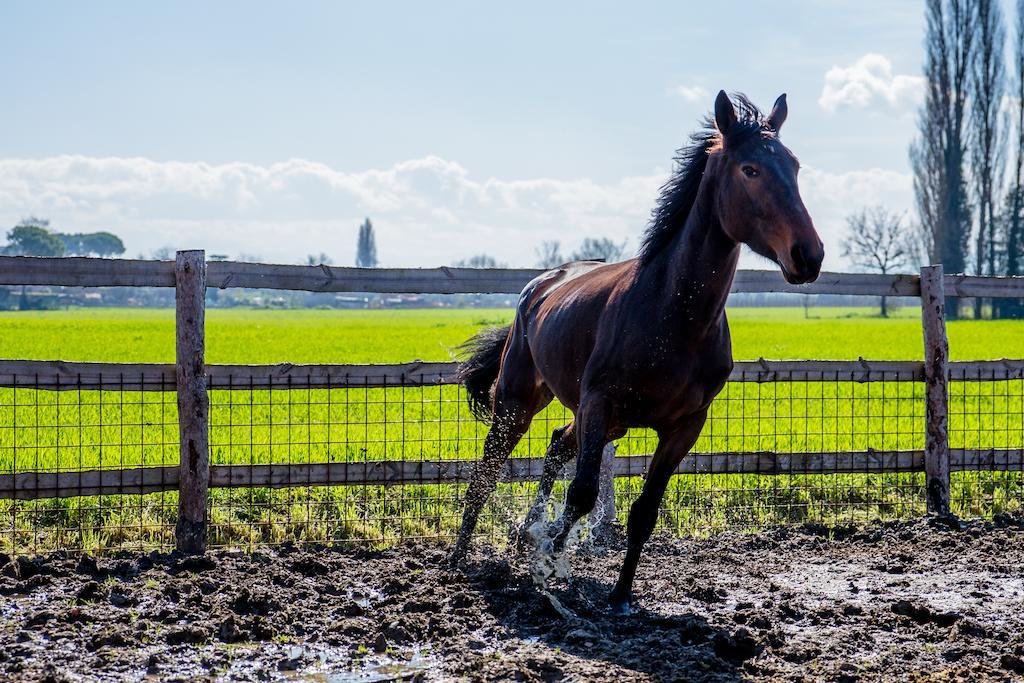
641, 193, 739, 331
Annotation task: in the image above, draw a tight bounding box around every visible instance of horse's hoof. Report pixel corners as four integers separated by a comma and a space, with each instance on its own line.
447, 547, 468, 569
608, 593, 633, 616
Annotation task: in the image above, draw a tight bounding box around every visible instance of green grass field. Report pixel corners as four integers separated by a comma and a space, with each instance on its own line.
1, 305, 1022, 552
2, 305, 1024, 363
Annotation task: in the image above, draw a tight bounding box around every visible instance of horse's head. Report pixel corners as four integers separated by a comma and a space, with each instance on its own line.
708, 91, 823, 284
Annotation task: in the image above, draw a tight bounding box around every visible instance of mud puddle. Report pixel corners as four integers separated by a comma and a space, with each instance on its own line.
3, 515, 1024, 681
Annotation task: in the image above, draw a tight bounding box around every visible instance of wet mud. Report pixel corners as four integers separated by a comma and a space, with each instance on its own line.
3, 514, 1024, 681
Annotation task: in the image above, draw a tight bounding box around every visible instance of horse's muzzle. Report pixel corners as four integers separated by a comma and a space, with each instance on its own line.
782, 241, 824, 284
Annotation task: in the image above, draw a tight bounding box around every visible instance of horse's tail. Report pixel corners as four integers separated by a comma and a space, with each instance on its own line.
455, 324, 511, 423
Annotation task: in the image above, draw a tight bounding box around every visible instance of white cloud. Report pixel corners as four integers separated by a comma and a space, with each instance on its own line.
0, 155, 913, 271
799, 166, 915, 270
0, 155, 663, 267
669, 85, 711, 104
818, 53, 924, 113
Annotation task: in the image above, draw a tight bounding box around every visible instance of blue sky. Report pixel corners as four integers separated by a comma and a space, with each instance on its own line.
0, 1, 931, 268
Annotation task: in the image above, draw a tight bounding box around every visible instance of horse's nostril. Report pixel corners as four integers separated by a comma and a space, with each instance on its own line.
790, 244, 807, 272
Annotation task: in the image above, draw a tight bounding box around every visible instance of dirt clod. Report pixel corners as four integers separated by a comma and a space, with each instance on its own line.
891, 599, 962, 626
1002, 652, 1024, 674
75, 581, 103, 605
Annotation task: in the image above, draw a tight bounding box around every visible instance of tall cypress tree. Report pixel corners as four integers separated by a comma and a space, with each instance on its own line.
970, 0, 1006, 318
910, 0, 976, 318
356, 218, 378, 268
1001, 0, 1024, 317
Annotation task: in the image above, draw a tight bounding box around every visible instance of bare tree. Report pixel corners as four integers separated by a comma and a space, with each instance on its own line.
910, 0, 976, 318
454, 254, 506, 268
535, 240, 564, 268
842, 207, 915, 316
570, 237, 627, 263
306, 252, 333, 266
970, 0, 1006, 317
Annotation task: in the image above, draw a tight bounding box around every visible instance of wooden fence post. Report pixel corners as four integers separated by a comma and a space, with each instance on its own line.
920, 265, 951, 517
174, 250, 209, 552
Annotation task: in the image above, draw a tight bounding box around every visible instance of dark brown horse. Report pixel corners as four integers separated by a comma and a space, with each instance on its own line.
449, 91, 823, 614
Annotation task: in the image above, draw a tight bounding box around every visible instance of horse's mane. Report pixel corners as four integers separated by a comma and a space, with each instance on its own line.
637, 93, 770, 265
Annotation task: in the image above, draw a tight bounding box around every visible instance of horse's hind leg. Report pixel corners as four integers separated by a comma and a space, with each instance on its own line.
521, 422, 577, 536
608, 409, 708, 614
450, 370, 548, 565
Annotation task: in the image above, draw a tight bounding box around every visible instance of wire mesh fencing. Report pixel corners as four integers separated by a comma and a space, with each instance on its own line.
643, 367, 927, 534
1, 363, 1022, 554
0, 371, 179, 554
201, 367, 929, 548
949, 365, 1024, 518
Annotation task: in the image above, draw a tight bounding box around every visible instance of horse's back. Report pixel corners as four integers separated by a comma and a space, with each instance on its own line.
515, 260, 636, 410
518, 260, 610, 313
519, 260, 633, 316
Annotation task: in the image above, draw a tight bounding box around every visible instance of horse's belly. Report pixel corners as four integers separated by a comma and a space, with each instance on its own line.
617, 356, 732, 429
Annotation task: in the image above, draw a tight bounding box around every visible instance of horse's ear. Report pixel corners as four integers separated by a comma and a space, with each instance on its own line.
767, 93, 788, 132
714, 90, 737, 137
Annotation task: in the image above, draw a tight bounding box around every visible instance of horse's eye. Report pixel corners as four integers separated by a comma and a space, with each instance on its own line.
741, 165, 759, 178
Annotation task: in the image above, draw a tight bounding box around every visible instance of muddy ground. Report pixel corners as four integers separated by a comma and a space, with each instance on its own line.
2, 515, 1024, 682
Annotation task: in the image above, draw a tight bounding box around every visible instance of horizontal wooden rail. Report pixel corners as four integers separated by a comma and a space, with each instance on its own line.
4, 449, 1021, 500
0, 360, 176, 390
3, 255, 1024, 298
732, 271, 921, 297
0, 360, 458, 390
0, 256, 175, 287
0, 466, 179, 500
953, 448, 1024, 471
948, 359, 1024, 379
206, 262, 543, 294
943, 274, 1024, 298
0, 358, 937, 390
205, 264, 928, 297
731, 359, 923, 382
5, 358, 1024, 390
207, 361, 459, 387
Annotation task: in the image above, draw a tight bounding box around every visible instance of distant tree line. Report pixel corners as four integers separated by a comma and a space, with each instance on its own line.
3, 214, 635, 279
454, 236, 628, 270
533, 238, 627, 267
910, 0, 1024, 317
0, 217, 128, 310
3, 217, 125, 258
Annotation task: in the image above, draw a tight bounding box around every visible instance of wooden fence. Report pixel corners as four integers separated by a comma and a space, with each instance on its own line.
1, 252, 1023, 552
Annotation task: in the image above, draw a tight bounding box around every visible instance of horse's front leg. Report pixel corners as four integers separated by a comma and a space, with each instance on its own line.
541, 395, 613, 551
528, 396, 610, 590
609, 408, 708, 615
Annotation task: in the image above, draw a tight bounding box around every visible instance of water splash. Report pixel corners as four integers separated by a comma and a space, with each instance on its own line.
524, 516, 579, 619
516, 452, 618, 619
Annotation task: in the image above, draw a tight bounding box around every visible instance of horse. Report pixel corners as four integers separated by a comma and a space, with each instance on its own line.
448, 91, 823, 614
